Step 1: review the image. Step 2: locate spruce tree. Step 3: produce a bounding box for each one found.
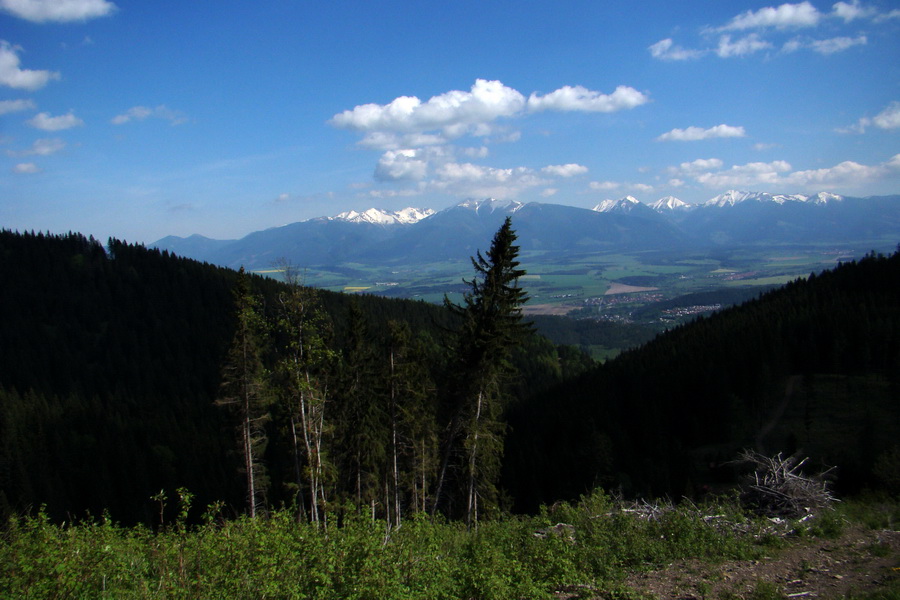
[436,217,531,525]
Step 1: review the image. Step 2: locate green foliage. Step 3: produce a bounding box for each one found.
[1,493,778,599]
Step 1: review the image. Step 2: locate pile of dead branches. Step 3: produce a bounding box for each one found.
[736,450,837,519]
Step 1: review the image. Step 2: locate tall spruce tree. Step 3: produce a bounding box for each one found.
[436,217,530,525]
[216,268,271,518]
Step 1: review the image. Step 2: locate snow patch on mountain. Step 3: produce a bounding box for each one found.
[330,207,435,225]
[650,196,692,212]
[593,196,642,214]
[457,198,525,214]
[704,190,844,207]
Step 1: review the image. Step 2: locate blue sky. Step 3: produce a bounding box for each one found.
[1,0,898,244]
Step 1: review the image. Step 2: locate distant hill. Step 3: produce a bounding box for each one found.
[504,247,900,511]
[152,193,900,270]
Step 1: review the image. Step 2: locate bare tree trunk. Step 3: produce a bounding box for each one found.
[466,389,484,529]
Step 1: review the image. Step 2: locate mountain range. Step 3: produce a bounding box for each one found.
[153,192,900,270]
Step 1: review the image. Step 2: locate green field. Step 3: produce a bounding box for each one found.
[256,241,895,328]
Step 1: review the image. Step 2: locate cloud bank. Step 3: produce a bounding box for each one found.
[0,0,116,23]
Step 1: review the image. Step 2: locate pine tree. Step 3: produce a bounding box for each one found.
[436,217,531,525]
[216,268,271,518]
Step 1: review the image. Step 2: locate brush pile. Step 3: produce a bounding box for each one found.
[737,450,837,518]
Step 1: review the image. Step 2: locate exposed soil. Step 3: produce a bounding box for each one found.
[619,525,900,599]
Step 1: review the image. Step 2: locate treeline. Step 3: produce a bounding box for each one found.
[505,247,900,511]
[0,226,587,525]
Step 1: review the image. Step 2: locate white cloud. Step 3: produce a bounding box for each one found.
[111,105,187,126]
[0,0,116,23]
[541,163,588,177]
[783,34,867,53]
[670,158,725,174]
[717,34,773,57]
[872,102,900,130]
[720,2,821,30]
[657,124,746,142]
[527,85,649,113]
[695,160,792,187]
[7,137,65,156]
[0,98,35,114]
[810,35,867,54]
[374,149,428,181]
[331,79,648,137]
[27,111,83,131]
[841,101,900,133]
[589,180,621,191]
[832,0,877,21]
[13,162,39,173]
[680,154,900,190]
[0,41,60,90]
[648,38,705,61]
[784,155,900,186]
[331,79,527,134]
[541,188,558,197]
[431,162,547,199]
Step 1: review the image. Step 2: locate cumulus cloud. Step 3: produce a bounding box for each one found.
[111,105,187,125]
[27,111,83,131]
[527,85,649,112]
[374,149,429,181]
[589,181,622,191]
[7,137,65,156]
[657,124,746,142]
[695,160,793,188]
[541,163,588,177]
[648,38,705,60]
[669,158,725,175]
[832,0,878,22]
[331,79,526,134]
[13,162,39,173]
[677,154,900,190]
[841,101,900,133]
[783,34,867,53]
[719,2,821,30]
[331,79,648,136]
[430,162,548,199]
[0,0,116,22]
[783,156,897,186]
[812,35,867,53]
[0,98,35,115]
[0,41,60,90]
[717,34,773,57]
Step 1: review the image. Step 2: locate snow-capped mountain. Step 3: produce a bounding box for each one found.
[457,198,525,214]
[592,196,641,214]
[650,196,692,212]
[152,192,898,270]
[704,190,845,207]
[330,207,435,225]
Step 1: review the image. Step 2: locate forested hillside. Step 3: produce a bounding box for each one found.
[505,247,900,511]
[3,230,899,526]
[0,229,588,524]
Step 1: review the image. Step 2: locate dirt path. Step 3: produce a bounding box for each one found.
[621,525,900,599]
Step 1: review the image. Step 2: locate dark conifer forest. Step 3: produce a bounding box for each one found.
[1,228,899,526]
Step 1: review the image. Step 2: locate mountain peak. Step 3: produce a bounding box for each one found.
[456,198,525,214]
[593,196,642,214]
[650,196,691,212]
[704,190,844,207]
[330,207,435,225]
